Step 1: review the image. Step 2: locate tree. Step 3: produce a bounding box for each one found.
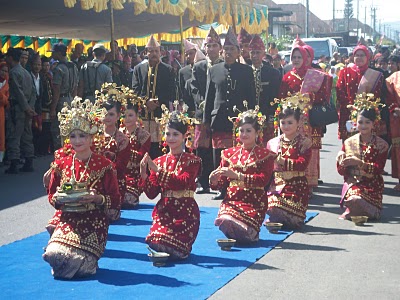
[344,0,354,32]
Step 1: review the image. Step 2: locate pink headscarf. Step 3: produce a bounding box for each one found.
[291,46,311,77]
[352,44,370,74]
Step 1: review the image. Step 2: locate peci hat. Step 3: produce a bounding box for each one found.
[237,28,252,45]
[223,27,239,48]
[249,35,265,51]
[146,35,161,48]
[50,43,67,54]
[204,26,221,46]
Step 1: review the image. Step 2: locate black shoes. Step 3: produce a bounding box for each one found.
[20,158,34,172]
[5,159,20,174]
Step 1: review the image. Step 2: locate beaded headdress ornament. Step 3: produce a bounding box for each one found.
[347,93,384,125]
[271,92,312,136]
[156,100,200,153]
[58,97,106,137]
[228,100,267,145]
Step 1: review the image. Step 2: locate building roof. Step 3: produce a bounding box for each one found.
[276,3,333,35]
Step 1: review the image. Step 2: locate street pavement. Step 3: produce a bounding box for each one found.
[1,124,399,299]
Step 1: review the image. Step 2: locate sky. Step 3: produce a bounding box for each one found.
[272,0,400,34]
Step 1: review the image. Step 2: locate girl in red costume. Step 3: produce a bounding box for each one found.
[43,99,120,279]
[266,94,313,229]
[120,98,151,208]
[140,103,201,260]
[337,95,388,220]
[209,106,275,243]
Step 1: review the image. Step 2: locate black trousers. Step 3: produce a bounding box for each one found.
[196,147,213,189]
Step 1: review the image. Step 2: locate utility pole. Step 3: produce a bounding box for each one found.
[333,0,335,32]
[306,0,309,38]
[364,6,366,38]
[356,0,360,40]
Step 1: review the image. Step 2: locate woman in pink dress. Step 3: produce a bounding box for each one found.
[209,107,275,243]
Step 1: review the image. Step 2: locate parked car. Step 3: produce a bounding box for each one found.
[338,47,353,57]
[292,38,339,63]
[278,50,291,64]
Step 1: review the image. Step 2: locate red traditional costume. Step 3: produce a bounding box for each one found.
[120,125,151,206]
[279,42,332,187]
[337,134,388,219]
[336,45,383,141]
[140,152,201,259]
[44,153,120,278]
[267,134,312,229]
[211,145,275,242]
[385,71,400,184]
[43,98,121,279]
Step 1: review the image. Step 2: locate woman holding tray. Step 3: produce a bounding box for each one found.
[266,94,312,229]
[209,105,275,243]
[43,98,120,279]
[139,102,201,260]
[336,94,388,220]
[279,37,332,192]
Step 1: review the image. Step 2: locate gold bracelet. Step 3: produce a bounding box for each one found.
[98,195,106,205]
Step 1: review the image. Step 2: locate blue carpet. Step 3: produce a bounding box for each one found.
[0,204,317,299]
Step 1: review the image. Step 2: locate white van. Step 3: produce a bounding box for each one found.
[292,38,338,62]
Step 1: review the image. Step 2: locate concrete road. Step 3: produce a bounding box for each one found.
[1,124,399,299]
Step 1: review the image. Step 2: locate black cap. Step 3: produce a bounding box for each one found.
[50,43,67,54]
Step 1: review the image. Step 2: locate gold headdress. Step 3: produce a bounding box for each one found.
[156,100,199,153]
[348,93,384,124]
[228,100,267,145]
[58,97,106,137]
[271,92,312,136]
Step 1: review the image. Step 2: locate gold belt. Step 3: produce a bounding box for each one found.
[275,171,305,180]
[61,203,97,213]
[229,180,264,189]
[162,190,194,198]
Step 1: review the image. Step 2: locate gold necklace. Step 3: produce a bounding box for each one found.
[279,135,298,157]
[71,152,92,185]
[237,145,256,171]
[163,152,183,174]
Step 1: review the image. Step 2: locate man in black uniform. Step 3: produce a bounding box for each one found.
[178,39,197,106]
[204,27,256,200]
[249,35,281,143]
[131,35,175,158]
[190,27,224,195]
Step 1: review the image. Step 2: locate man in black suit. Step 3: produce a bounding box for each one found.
[132,35,175,158]
[178,39,197,107]
[249,35,281,143]
[190,27,224,195]
[204,27,256,200]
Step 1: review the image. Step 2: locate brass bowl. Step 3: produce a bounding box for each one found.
[216,239,236,251]
[264,222,283,233]
[56,191,90,203]
[148,253,170,267]
[351,216,368,226]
